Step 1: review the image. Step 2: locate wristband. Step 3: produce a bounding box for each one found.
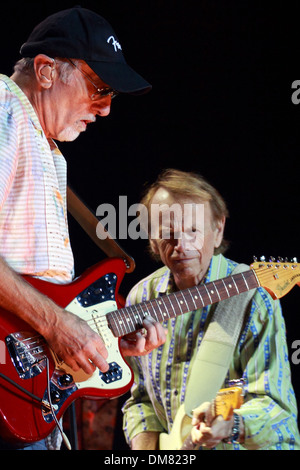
[223,413,240,444]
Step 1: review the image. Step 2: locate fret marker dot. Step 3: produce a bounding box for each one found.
[180,300,183,304]
[210,290,214,294]
[228,284,232,288]
[195,295,198,299]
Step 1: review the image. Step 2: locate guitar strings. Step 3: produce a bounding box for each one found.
[14,316,110,358]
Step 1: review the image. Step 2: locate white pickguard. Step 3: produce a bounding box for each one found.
[52,298,132,392]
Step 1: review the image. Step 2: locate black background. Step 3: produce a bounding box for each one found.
[2,0,300,444]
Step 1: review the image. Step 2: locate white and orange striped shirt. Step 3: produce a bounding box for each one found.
[0,74,74,283]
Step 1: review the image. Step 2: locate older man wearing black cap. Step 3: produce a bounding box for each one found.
[0,7,166,450]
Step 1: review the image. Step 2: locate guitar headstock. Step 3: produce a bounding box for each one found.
[213,385,244,421]
[250,256,300,300]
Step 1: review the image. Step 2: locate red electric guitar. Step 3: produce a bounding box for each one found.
[0,256,299,444]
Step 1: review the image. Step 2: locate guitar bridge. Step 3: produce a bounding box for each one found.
[5,332,47,379]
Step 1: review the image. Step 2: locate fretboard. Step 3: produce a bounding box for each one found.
[107,269,259,338]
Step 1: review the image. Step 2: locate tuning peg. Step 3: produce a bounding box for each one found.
[253,256,257,261]
[260,256,266,262]
[269,256,275,262]
[277,257,283,262]
[291,257,298,263]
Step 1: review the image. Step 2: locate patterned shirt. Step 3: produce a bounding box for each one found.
[0,75,74,282]
[123,254,300,450]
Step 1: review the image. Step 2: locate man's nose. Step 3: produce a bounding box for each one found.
[174,231,198,253]
[174,233,186,252]
[93,96,112,117]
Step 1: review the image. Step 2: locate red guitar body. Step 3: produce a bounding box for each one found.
[0,258,133,444]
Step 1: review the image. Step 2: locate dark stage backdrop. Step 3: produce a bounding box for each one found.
[1,1,300,449]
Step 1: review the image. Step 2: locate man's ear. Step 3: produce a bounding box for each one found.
[213,215,226,249]
[34,55,56,89]
[149,238,159,255]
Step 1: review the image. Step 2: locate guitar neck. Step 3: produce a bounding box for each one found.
[107,269,259,337]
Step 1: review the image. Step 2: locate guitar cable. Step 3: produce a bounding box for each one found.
[0,371,43,404]
[0,360,71,451]
[45,357,71,451]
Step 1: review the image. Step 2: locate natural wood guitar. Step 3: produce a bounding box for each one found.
[160,382,244,450]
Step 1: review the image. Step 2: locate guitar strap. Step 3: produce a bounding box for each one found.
[184,263,255,416]
[67,186,135,273]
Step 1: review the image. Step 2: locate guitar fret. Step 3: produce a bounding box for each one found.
[204,284,213,303]
[231,276,239,294]
[155,298,164,318]
[148,300,161,321]
[116,308,125,335]
[223,277,239,297]
[127,306,136,332]
[195,285,211,305]
[163,296,176,319]
[133,305,141,327]
[221,279,230,297]
[111,310,124,337]
[241,272,249,290]
[147,299,159,317]
[158,296,170,320]
[131,305,144,329]
[173,292,185,315]
[118,308,129,335]
[187,288,198,310]
[136,304,150,326]
[193,285,205,307]
[143,301,152,317]
[176,291,190,312]
[212,281,221,301]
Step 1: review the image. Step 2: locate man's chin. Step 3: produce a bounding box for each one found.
[56,127,82,142]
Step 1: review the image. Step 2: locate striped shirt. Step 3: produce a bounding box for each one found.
[123,254,300,450]
[0,75,74,282]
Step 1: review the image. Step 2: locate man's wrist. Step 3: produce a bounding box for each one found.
[223,413,241,444]
[131,431,159,450]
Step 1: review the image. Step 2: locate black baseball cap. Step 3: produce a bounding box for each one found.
[20,6,152,95]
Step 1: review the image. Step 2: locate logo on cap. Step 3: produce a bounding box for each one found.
[107,36,122,52]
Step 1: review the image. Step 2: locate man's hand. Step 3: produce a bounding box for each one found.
[120,316,167,356]
[43,307,109,374]
[191,402,235,449]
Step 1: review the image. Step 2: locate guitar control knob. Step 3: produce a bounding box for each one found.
[50,389,61,404]
[58,373,74,387]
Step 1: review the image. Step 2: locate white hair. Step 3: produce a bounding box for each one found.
[13,57,79,84]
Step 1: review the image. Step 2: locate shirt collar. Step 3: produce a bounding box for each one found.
[0,74,44,133]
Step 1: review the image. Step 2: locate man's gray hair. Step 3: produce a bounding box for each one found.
[13,57,78,84]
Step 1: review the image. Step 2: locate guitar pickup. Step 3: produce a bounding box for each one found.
[99,362,122,384]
